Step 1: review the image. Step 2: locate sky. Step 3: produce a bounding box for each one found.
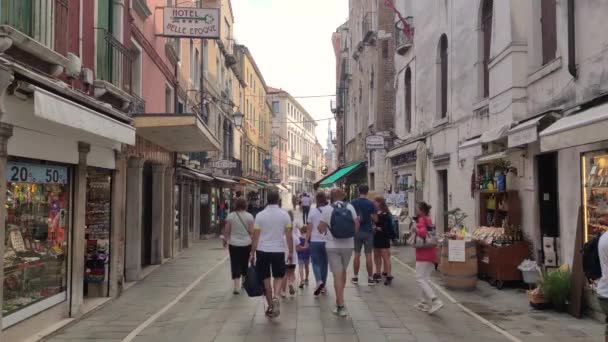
[233,0,348,149]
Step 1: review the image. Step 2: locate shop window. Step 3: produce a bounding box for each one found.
[4,161,70,327]
[583,153,608,241]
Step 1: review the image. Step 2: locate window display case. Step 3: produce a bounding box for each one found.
[583,152,608,241]
[3,161,70,326]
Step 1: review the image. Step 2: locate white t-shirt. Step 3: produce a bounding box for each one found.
[301,196,311,207]
[226,211,254,246]
[286,226,301,265]
[597,233,608,297]
[308,205,331,242]
[254,205,292,253]
[320,202,358,249]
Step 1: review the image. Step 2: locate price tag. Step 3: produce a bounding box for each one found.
[7,162,68,184]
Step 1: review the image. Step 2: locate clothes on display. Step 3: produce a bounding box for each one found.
[84,169,111,287]
[583,153,608,240]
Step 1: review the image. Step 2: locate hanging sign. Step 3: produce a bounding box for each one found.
[366,135,385,150]
[162,7,220,39]
[7,162,68,184]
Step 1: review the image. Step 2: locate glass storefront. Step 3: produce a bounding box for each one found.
[3,161,70,326]
[582,152,608,241]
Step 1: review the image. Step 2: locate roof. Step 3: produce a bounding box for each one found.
[265,86,317,127]
[234,44,268,90]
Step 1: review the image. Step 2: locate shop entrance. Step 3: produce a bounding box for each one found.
[437,170,449,233]
[141,162,153,266]
[537,153,560,237]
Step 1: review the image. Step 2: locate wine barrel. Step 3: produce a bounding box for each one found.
[440,240,478,290]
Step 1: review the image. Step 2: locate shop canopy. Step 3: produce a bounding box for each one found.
[318,162,364,188]
[178,166,214,181]
[252,180,269,188]
[540,103,608,152]
[214,176,237,184]
[240,178,259,187]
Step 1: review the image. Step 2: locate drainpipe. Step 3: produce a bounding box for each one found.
[567,0,577,78]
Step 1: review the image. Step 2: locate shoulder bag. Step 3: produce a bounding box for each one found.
[407,218,437,248]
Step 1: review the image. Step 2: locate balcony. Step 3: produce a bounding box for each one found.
[395,17,414,55]
[362,12,377,43]
[0,0,69,76]
[94,29,133,110]
[128,93,145,115]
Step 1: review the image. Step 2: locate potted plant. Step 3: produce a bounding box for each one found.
[538,268,571,311]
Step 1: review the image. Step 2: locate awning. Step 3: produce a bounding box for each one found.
[480,124,510,144]
[276,184,289,192]
[458,137,482,160]
[476,151,507,164]
[319,162,364,188]
[386,141,421,159]
[214,176,237,184]
[540,103,608,151]
[253,180,269,188]
[240,178,259,187]
[178,166,214,181]
[133,114,221,152]
[508,115,545,148]
[33,86,136,146]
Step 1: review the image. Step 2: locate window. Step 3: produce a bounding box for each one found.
[541,0,557,64]
[177,98,185,113]
[438,34,448,118]
[405,67,412,133]
[189,40,195,84]
[194,48,200,90]
[131,40,143,97]
[202,40,208,70]
[369,173,375,191]
[481,0,493,98]
[272,101,280,113]
[165,84,173,112]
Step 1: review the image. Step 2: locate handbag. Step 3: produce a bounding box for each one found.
[243,262,264,297]
[407,219,437,248]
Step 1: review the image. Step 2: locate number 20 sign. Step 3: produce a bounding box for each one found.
[7,162,68,185]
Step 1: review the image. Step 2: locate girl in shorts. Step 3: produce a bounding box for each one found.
[297,225,310,288]
[281,210,299,297]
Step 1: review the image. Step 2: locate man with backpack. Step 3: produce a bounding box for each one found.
[318,188,360,317]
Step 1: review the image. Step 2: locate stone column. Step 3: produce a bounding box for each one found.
[109,151,127,297]
[164,167,175,259]
[71,142,90,318]
[151,164,165,265]
[181,182,189,249]
[0,63,14,333]
[125,157,145,281]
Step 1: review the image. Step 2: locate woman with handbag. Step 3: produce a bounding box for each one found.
[413,202,444,314]
[222,198,255,294]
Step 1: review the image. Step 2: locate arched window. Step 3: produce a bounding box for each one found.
[404,67,412,133]
[481,0,493,98]
[438,34,448,118]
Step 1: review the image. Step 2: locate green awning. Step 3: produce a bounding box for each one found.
[319,162,363,188]
[252,180,269,188]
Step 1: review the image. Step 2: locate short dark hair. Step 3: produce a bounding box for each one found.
[418,202,432,215]
[267,190,280,204]
[358,185,369,195]
[234,198,247,211]
[316,191,327,206]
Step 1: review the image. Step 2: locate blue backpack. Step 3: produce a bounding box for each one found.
[329,202,356,239]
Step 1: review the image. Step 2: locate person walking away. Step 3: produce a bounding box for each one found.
[596,232,608,341]
[372,197,394,285]
[306,191,331,295]
[221,198,254,294]
[301,193,311,224]
[251,191,294,317]
[280,210,299,297]
[414,202,444,314]
[318,189,359,317]
[350,185,377,285]
[297,225,311,288]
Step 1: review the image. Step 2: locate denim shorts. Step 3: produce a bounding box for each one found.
[354,231,374,254]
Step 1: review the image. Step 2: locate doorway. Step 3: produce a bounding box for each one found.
[141,162,153,266]
[437,170,449,233]
[537,153,560,237]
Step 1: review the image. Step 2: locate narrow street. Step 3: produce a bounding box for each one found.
[45,239,602,342]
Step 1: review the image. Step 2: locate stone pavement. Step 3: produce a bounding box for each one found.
[44,239,603,342]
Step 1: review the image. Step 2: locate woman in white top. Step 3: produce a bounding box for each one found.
[222,197,254,294]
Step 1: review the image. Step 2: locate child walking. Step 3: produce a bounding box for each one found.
[297,225,310,288]
[281,210,299,297]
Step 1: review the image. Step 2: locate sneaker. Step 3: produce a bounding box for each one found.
[351,276,359,285]
[428,299,444,315]
[414,302,429,312]
[368,277,376,286]
[384,276,393,286]
[332,305,348,317]
[321,288,327,294]
[233,289,240,295]
[314,282,325,296]
[299,281,305,289]
[289,285,296,296]
[304,279,309,286]
[280,291,287,298]
[373,273,382,283]
[265,305,274,317]
[272,297,281,317]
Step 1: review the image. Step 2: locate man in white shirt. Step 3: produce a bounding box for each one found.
[319,188,359,317]
[597,233,608,339]
[306,191,331,295]
[251,191,294,318]
[301,193,311,224]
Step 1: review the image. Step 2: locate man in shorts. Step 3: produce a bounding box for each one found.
[350,185,377,285]
[319,189,359,317]
[251,191,294,317]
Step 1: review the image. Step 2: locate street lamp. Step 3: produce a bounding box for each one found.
[233,111,243,128]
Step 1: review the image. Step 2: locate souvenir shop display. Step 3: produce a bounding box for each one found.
[3,161,70,317]
[84,170,111,291]
[583,154,608,240]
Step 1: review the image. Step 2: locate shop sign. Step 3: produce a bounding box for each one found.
[162,7,220,39]
[7,162,68,184]
[366,135,385,150]
[391,150,417,166]
[211,160,237,169]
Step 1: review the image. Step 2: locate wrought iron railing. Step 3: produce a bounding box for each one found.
[96,28,132,92]
[0,0,69,56]
[129,93,145,115]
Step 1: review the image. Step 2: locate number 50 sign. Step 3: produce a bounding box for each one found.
[7,162,68,184]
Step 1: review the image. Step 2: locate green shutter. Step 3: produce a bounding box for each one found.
[1,0,33,37]
[97,0,112,82]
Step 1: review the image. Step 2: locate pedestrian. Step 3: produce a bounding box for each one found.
[292,194,297,210]
[318,188,359,317]
[372,196,393,285]
[297,224,311,289]
[306,191,331,295]
[350,185,377,286]
[251,191,294,318]
[280,210,299,297]
[596,232,608,341]
[414,202,444,314]
[301,193,311,224]
[221,198,254,294]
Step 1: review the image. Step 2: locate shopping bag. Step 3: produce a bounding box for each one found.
[243,263,264,297]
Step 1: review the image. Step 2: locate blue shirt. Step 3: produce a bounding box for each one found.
[350,197,375,233]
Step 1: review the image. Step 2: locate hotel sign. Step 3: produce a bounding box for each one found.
[162,7,220,39]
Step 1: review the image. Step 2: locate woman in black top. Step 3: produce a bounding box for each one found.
[373,196,393,285]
